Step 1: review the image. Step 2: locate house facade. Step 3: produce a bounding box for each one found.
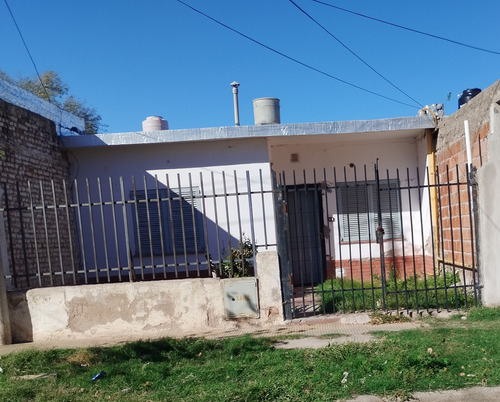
[1,76,498,344]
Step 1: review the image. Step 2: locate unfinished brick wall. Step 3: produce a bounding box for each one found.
[0,98,78,289]
[433,85,498,276]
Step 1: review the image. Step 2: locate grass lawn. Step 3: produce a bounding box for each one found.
[316,273,477,313]
[1,308,500,401]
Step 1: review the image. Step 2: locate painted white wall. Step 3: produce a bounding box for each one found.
[269,134,433,265]
[70,138,276,273]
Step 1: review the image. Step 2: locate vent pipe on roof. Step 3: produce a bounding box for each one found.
[142,116,169,131]
[253,97,280,125]
[231,81,240,126]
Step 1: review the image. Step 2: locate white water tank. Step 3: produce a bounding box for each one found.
[253,98,280,125]
[142,116,169,131]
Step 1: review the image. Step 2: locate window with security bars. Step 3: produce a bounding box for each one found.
[131,188,205,256]
[337,179,401,241]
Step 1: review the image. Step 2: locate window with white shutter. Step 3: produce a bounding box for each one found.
[337,179,401,242]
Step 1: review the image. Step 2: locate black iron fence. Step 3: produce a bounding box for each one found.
[0,170,276,289]
[0,164,480,318]
[275,164,479,318]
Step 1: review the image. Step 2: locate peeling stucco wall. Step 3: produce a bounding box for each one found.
[7,251,283,343]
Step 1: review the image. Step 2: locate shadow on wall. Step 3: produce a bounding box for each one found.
[7,291,32,343]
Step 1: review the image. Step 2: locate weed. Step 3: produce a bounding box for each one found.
[316,273,476,313]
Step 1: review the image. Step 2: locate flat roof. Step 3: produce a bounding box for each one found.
[61,116,435,149]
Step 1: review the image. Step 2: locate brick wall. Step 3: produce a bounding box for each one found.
[327,254,435,282]
[433,83,500,276]
[0,98,78,289]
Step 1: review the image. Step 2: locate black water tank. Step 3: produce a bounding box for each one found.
[458,88,481,108]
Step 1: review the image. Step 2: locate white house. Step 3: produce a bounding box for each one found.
[61,108,437,290]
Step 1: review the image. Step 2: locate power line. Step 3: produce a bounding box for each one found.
[3,0,53,102]
[312,0,500,56]
[175,0,419,110]
[288,0,422,108]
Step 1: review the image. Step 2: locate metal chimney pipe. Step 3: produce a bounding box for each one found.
[230,81,240,126]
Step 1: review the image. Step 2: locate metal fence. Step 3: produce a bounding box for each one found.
[0,170,276,289]
[0,164,480,318]
[275,164,479,319]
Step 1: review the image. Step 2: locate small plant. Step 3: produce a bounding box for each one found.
[221,235,256,278]
[370,311,411,325]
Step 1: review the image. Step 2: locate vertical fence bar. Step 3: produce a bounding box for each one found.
[210,172,222,276]
[415,168,430,311]
[165,174,179,278]
[39,181,54,287]
[233,171,244,275]
[142,175,154,280]
[154,176,167,279]
[310,168,319,315]
[352,166,365,311]
[50,180,65,285]
[259,169,269,250]
[62,180,77,285]
[221,171,234,276]
[130,176,144,280]
[108,177,123,282]
[436,168,449,311]
[27,181,43,287]
[455,165,468,307]
[397,169,409,313]
[188,173,201,277]
[342,166,356,311]
[405,168,419,312]
[445,167,458,309]
[280,172,297,316]
[176,174,189,276]
[467,165,479,305]
[321,168,332,315]
[119,177,134,282]
[85,179,99,283]
[426,167,440,309]
[246,171,257,276]
[96,178,110,283]
[363,165,376,311]
[374,163,387,310]
[73,180,88,284]
[199,172,211,274]
[333,167,346,313]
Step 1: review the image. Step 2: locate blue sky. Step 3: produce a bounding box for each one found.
[1,0,499,133]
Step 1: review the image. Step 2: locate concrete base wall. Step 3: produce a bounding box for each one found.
[7,251,284,343]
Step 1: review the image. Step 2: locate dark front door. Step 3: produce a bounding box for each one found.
[286,185,325,286]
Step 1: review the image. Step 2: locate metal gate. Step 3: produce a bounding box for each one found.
[275,164,480,319]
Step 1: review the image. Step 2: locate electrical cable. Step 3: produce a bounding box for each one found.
[3,0,53,102]
[175,0,419,110]
[289,0,422,108]
[3,0,87,136]
[312,0,500,56]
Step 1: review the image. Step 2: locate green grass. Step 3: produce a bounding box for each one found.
[0,309,500,401]
[316,272,476,313]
